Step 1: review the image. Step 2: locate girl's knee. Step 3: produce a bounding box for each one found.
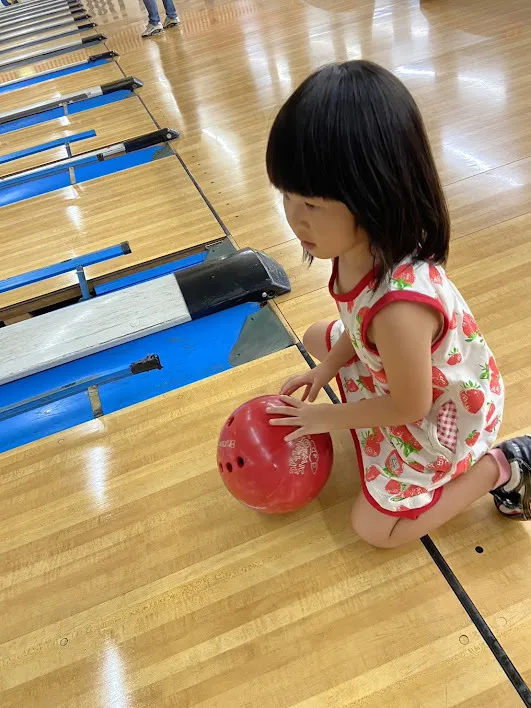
[350,497,402,549]
[302,320,332,361]
[351,511,384,547]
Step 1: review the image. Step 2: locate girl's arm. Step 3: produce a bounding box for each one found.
[279,329,356,402]
[269,301,440,440]
[329,300,438,430]
[321,328,357,373]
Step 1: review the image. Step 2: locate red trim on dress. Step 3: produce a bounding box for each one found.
[326,319,442,521]
[361,291,450,356]
[328,258,377,303]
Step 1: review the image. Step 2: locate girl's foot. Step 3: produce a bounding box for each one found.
[491,436,531,520]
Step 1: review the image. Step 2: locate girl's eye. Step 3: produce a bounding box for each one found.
[305,202,317,210]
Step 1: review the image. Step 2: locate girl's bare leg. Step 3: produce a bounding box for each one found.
[352,454,500,548]
[302,319,333,362]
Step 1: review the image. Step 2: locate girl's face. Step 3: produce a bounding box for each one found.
[282,193,358,259]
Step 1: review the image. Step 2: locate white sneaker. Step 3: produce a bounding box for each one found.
[141,22,164,37]
[163,15,181,28]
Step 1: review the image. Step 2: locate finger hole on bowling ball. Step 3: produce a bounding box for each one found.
[227,417,234,427]
[219,463,223,473]
[237,457,244,468]
[226,463,233,472]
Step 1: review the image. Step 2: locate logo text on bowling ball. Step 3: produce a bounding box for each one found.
[288,437,319,476]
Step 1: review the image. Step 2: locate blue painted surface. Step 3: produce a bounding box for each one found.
[0,106,64,134]
[3,152,108,189]
[0,145,160,207]
[0,89,133,135]
[0,58,108,95]
[0,243,127,294]
[0,393,95,451]
[0,302,262,452]
[0,362,158,421]
[68,89,133,115]
[0,130,96,166]
[95,253,207,295]
[0,171,70,207]
[74,144,159,182]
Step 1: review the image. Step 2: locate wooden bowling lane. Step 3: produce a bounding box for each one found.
[0,96,154,165]
[0,21,95,54]
[0,348,522,707]
[445,158,531,239]
[0,142,68,176]
[0,96,154,187]
[0,62,123,170]
[0,60,122,113]
[108,4,531,253]
[0,47,97,85]
[0,30,101,66]
[425,216,531,690]
[0,157,226,316]
[0,12,88,38]
[0,1,81,22]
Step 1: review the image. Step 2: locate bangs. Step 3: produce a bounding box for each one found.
[266,66,345,201]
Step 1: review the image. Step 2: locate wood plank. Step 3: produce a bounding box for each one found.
[446,157,531,239]
[0,47,100,84]
[0,94,153,159]
[112,17,531,252]
[428,213,531,687]
[0,30,97,65]
[0,23,93,54]
[0,61,122,113]
[0,274,190,384]
[279,289,339,343]
[0,348,518,706]
[0,143,66,176]
[0,158,226,314]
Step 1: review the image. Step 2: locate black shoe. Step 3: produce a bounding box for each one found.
[491,436,531,520]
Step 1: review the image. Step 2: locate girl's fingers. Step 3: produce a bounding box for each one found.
[279,395,302,405]
[269,417,301,427]
[266,406,298,415]
[300,384,311,402]
[267,403,299,416]
[280,379,304,396]
[308,381,322,403]
[284,429,307,442]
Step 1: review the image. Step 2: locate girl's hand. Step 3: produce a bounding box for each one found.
[280,363,336,402]
[266,396,336,442]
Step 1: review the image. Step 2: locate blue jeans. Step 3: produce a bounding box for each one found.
[143,0,177,24]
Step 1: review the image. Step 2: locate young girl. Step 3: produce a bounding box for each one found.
[265,60,531,548]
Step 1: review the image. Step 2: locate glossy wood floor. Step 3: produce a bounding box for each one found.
[1,0,530,704]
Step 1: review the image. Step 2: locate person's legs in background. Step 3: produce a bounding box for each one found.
[162,0,181,27]
[141,0,164,36]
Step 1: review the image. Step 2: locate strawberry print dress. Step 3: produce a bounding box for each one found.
[327,259,504,519]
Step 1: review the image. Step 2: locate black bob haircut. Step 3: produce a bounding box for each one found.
[266,60,450,286]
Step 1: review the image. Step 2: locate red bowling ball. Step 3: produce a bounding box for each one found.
[217,395,333,513]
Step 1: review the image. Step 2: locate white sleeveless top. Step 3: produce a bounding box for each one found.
[328,259,504,517]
